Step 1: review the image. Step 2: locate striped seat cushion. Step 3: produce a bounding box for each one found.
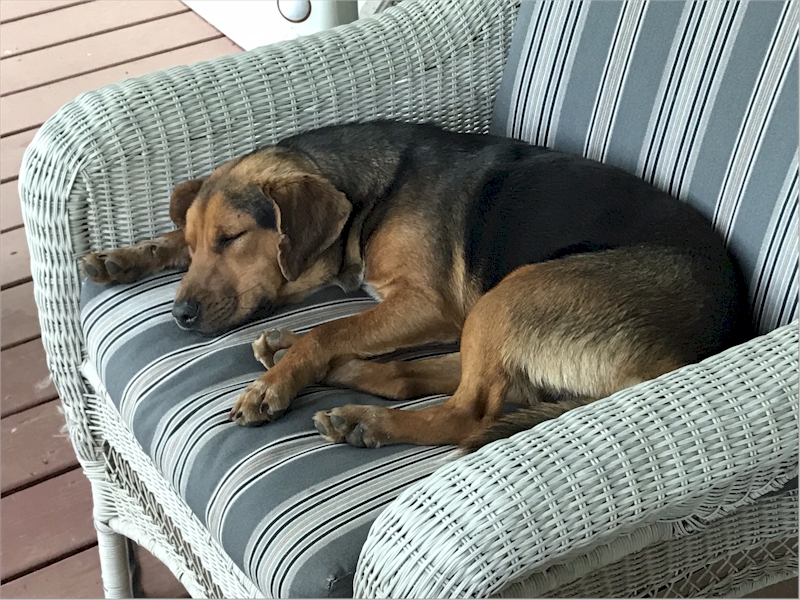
[491,0,798,335]
[81,273,455,598]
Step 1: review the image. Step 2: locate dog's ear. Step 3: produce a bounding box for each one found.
[169,179,204,229]
[265,175,351,282]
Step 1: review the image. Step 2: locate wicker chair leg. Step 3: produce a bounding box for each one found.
[95,521,135,598]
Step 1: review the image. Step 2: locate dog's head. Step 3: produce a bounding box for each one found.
[170,148,351,335]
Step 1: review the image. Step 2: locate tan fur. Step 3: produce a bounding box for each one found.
[179,195,288,331]
[497,260,683,401]
[445,244,484,324]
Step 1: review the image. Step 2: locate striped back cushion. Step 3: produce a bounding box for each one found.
[491,0,798,335]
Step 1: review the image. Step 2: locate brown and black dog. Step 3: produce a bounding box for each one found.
[82,121,751,451]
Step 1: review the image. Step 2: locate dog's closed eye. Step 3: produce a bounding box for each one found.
[216,231,247,252]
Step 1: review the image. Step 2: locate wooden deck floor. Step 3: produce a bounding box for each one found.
[0,1,240,596]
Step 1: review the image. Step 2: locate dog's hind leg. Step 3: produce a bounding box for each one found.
[252,328,461,398]
[314,249,693,448]
[81,229,189,284]
[313,286,514,447]
[326,353,462,399]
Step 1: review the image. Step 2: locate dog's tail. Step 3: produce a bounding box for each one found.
[460,397,595,454]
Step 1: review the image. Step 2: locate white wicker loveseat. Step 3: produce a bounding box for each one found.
[20,0,798,597]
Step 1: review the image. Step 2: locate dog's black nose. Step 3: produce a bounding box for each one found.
[172,300,201,329]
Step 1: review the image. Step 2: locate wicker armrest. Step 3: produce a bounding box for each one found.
[355,322,799,598]
[18,0,517,464]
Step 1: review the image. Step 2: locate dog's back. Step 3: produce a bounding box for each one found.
[465,148,752,357]
[287,121,751,358]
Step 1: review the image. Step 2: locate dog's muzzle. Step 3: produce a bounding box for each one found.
[172,299,201,330]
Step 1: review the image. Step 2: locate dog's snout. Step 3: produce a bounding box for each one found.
[172,299,201,329]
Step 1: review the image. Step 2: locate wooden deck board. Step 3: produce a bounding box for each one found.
[2,282,41,350]
[1,399,77,495]
[0,546,104,598]
[1,37,241,136]
[0,3,225,596]
[1,11,224,95]
[1,468,95,581]
[0,544,189,598]
[0,0,89,24]
[1,181,23,232]
[1,339,58,417]
[1,0,188,57]
[1,227,32,289]
[0,128,36,183]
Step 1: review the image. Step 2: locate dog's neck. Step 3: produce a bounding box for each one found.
[279,130,407,291]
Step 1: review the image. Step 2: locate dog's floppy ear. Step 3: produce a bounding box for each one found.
[265,174,351,282]
[169,179,204,229]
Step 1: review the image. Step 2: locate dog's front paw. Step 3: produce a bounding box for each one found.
[252,328,302,369]
[313,406,390,448]
[229,377,289,426]
[81,246,153,284]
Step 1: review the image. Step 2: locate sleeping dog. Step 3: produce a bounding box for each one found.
[81,121,751,451]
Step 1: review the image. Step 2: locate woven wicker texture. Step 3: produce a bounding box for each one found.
[501,491,798,598]
[355,322,799,598]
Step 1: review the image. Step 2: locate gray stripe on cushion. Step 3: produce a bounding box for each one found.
[552,1,622,155]
[520,1,588,146]
[713,1,797,241]
[727,52,798,279]
[244,444,453,597]
[639,2,745,198]
[583,0,651,163]
[751,155,798,333]
[600,1,684,172]
[511,1,564,143]
[686,1,786,221]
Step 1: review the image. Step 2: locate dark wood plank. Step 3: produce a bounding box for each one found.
[0,37,241,136]
[1,399,77,495]
[1,227,32,289]
[1,181,23,232]
[1,281,40,349]
[0,546,104,598]
[1,468,95,581]
[0,181,22,232]
[137,545,191,599]
[1,0,188,57]
[1,339,58,417]
[0,0,89,24]
[1,11,224,95]
[0,544,190,598]
[0,128,36,183]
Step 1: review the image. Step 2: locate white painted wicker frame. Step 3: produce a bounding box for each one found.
[18,0,797,596]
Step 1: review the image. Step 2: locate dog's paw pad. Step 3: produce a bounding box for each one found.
[81,254,111,283]
[316,407,386,448]
[313,411,345,443]
[230,380,289,426]
[252,329,300,368]
[81,248,150,284]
